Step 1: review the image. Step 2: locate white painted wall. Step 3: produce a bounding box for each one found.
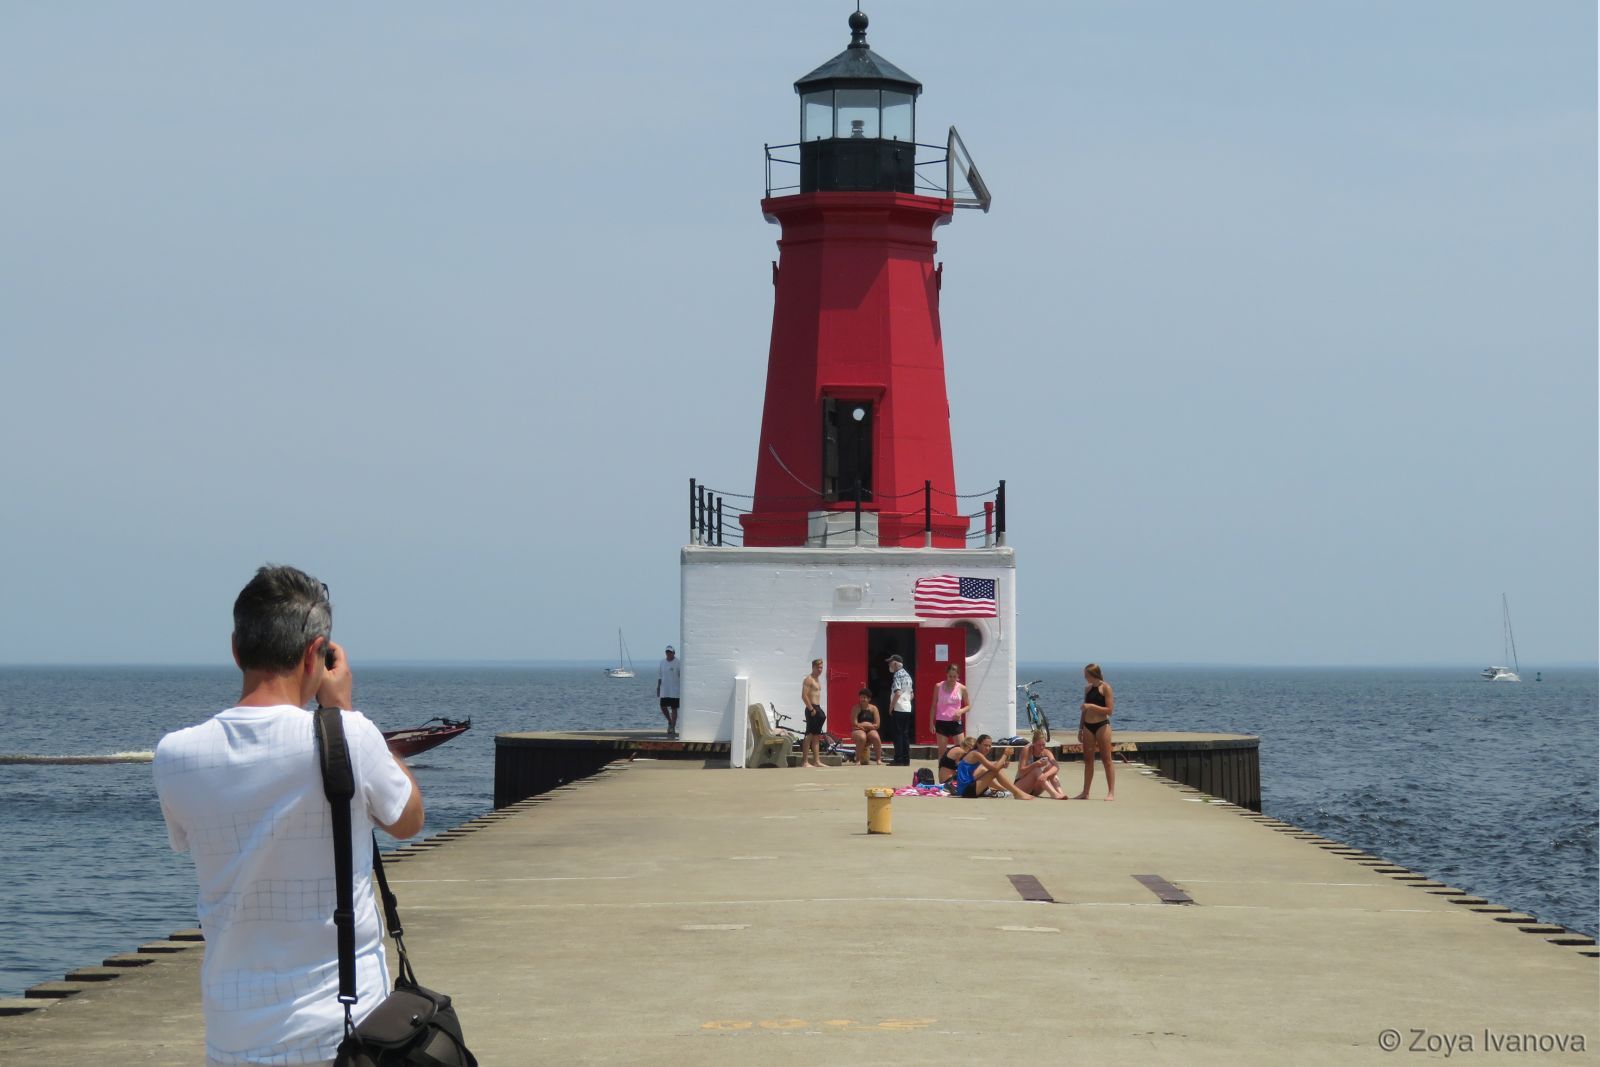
[677,545,1017,746]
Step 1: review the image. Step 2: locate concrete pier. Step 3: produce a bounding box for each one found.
[1,758,1593,1064]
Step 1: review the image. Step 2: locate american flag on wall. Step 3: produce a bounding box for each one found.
[913,575,998,618]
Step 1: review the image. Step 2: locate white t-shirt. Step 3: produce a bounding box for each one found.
[154,705,413,1065]
[657,656,682,699]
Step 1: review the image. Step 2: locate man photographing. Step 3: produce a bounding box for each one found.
[154,565,424,1066]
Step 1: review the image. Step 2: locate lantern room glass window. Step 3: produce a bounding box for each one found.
[881,91,913,141]
[802,91,833,142]
[835,89,881,139]
[801,87,916,143]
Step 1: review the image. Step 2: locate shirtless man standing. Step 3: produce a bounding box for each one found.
[800,658,827,768]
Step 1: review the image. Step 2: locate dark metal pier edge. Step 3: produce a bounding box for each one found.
[493,733,1261,812]
[492,735,726,809]
[1120,737,1262,812]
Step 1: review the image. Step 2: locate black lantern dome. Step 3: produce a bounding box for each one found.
[794,11,921,194]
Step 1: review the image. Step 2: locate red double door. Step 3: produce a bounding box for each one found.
[824,622,966,744]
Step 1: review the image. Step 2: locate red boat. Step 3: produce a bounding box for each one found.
[382,717,471,758]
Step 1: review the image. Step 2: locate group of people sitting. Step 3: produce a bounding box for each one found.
[845,662,1117,801]
[936,730,1060,800]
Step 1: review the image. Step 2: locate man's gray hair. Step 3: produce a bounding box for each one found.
[232,565,332,672]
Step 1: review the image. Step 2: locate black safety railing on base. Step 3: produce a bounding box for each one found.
[688,478,1006,548]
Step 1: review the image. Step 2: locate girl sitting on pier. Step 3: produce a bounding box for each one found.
[938,735,971,789]
[850,687,884,765]
[1015,729,1068,799]
[953,735,1035,800]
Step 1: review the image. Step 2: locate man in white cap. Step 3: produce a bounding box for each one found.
[887,653,914,766]
[656,645,681,739]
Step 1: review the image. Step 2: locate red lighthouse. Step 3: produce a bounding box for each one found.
[678,11,1011,757]
[741,11,989,549]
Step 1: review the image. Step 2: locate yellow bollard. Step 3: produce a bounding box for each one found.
[865,787,894,834]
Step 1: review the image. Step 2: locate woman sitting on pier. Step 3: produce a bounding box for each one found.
[938,735,972,789]
[953,735,1035,800]
[1015,729,1067,799]
[850,687,883,765]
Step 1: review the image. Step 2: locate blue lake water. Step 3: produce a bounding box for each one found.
[0,663,1594,996]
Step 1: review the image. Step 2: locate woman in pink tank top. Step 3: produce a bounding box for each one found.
[930,664,971,767]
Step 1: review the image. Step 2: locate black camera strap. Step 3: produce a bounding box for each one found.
[315,710,416,1011]
[315,707,417,1034]
[370,822,415,987]
[314,707,359,1029]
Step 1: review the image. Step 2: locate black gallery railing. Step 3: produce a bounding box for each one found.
[688,479,1006,548]
[763,127,991,211]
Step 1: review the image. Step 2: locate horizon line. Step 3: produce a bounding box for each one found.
[2,659,1594,672]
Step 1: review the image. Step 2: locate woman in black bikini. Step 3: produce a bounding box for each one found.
[938,735,972,789]
[850,687,883,765]
[1073,663,1115,800]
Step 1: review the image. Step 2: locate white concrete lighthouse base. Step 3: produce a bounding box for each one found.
[676,545,1017,750]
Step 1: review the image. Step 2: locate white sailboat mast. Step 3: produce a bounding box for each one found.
[1502,594,1519,675]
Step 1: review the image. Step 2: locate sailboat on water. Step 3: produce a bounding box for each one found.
[604,630,636,679]
[1480,594,1521,682]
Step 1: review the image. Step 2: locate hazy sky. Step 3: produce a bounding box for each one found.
[2,2,1594,668]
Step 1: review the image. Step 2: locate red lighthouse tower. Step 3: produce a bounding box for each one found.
[678,11,1011,756]
[741,11,988,549]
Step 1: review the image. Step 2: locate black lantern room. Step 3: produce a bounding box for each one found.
[795,11,920,194]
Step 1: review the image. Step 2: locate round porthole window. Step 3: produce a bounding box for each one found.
[957,620,986,660]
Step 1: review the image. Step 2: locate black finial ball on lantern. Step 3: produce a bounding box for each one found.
[793,10,922,193]
[849,10,869,44]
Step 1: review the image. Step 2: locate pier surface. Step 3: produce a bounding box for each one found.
[2,759,1594,1064]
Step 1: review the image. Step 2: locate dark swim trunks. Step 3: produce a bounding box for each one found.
[934,720,964,738]
[805,705,826,735]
